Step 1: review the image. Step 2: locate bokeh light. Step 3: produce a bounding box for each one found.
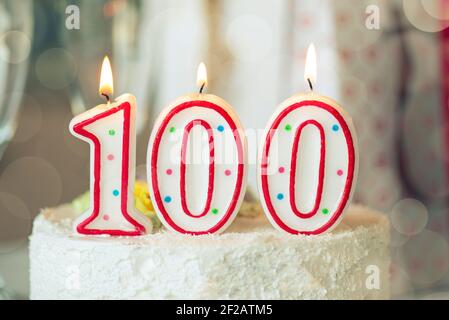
[390,199,428,236]
[421,0,449,21]
[390,229,410,248]
[403,0,449,33]
[35,48,77,90]
[0,31,31,64]
[400,230,449,286]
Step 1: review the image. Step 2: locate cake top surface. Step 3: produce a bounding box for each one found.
[32,200,389,249]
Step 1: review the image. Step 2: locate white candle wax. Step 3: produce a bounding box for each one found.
[70,94,151,236]
[147,93,247,235]
[258,92,358,235]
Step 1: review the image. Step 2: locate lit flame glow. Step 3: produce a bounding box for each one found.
[99,56,113,99]
[304,43,317,90]
[196,62,208,90]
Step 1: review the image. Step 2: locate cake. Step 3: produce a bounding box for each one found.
[29,186,390,300]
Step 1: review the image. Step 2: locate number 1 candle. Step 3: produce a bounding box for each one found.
[69,57,152,236]
[148,63,247,235]
[258,44,359,235]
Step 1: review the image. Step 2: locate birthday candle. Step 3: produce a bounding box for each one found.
[69,57,151,236]
[258,44,359,235]
[148,63,247,235]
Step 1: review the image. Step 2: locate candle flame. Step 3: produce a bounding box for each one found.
[196,62,208,91]
[99,56,114,100]
[304,43,317,90]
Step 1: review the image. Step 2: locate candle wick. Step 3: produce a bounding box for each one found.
[307,78,314,92]
[199,82,205,94]
[101,93,111,103]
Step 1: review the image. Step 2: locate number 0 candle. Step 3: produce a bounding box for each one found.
[148,63,247,235]
[258,44,359,235]
[69,56,152,236]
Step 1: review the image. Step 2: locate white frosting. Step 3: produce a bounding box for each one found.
[29,203,390,299]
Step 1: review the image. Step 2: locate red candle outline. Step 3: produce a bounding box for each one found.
[72,102,147,236]
[180,119,215,218]
[150,100,245,235]
[289,119,326,219]
[260,100,356,235]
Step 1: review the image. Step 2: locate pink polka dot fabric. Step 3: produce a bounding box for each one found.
[292,0,403,212]
[291,1,449,295]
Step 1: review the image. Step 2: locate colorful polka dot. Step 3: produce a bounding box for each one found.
[107,154,114,161]
[332,124,339,132]
[164,196,172,203]
[285,124,292,132]
[322,208,329,214]
[337,169,344,176]
[112,189,120,197]
[278,167,285,174]
[103,214,110,221]
[211,208,219,214]
[166,169,173,175]
[277,193,284,200]
[108,129,116,136]
[224,169,232,176]
[169,127,176,133]
[217,125,225,132]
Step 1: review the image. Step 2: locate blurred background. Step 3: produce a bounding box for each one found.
[1,0,449,299]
